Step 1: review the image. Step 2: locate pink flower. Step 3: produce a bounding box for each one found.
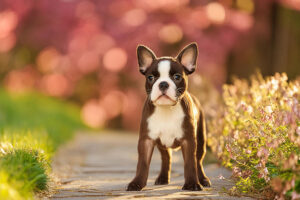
[264,167,268,174]
[233,130,239,139]
[292,191,300,200]
[255,163,262,169]
[218,174,226,180]
[265,106,273,114]
[233,167,240,174]
[247,105,253,113]
[257,148,269,158]
[225,144,231,153]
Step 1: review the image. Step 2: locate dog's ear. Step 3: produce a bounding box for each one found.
[176,43,198,75]
[137,45,156,74]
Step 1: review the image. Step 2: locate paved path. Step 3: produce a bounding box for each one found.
[50,131,253,200]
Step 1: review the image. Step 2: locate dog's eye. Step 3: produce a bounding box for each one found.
[173,74,182,81]
[147,75,154,82]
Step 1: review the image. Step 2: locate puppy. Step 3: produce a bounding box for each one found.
[127,43,211,191]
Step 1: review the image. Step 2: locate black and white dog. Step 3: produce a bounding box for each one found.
[127,43,211,191]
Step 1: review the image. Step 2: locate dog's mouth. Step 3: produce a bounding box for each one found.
[157,94,173,100]
[153,94,176,105]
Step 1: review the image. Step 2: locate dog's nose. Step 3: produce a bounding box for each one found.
[159,81,169,91]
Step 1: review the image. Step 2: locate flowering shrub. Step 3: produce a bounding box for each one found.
[189,74,223,123]
[207,73,300,199]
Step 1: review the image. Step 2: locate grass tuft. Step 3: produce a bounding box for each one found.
[0,89,84,199]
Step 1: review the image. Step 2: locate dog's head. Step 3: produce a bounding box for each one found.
[137,43,198,106]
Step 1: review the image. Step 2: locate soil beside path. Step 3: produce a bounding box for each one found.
[50,131,253,200]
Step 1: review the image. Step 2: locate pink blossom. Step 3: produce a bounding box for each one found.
[233,130,239,139]
[218,174,226,180]
[292,191,300,200]
[225,143,231,153]
[263,167,268,174]
[255,163,262,169]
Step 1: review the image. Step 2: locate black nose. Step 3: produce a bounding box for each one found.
[159,81,169,91]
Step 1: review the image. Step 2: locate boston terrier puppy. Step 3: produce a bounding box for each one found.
[127,43,211,191]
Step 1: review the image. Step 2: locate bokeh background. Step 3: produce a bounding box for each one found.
[1,0,300,130]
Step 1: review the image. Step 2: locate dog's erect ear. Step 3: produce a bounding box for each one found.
[137,45,156,74]
[176,43,198,75]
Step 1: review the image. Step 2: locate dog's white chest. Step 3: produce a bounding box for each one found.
[147,104,185,147]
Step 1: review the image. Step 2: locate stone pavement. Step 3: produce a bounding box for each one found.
[50,131,253,200]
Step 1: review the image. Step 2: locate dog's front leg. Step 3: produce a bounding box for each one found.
[127,138,155,191]
[181,139,202,191]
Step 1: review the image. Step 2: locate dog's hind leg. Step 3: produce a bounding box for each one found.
[196,111,211,187]
[155,147,172,185]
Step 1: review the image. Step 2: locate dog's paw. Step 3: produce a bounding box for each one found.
[154,175,169,185]
[200,177,211,187]
[127,181,142,191]
[182,182,203,191]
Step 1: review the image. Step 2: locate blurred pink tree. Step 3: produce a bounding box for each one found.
[0,0,299,129]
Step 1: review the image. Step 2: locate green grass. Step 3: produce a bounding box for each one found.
[0,89,84,199]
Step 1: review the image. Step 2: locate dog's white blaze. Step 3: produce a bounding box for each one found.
[147,103,185,147]
[150,60,177,105]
